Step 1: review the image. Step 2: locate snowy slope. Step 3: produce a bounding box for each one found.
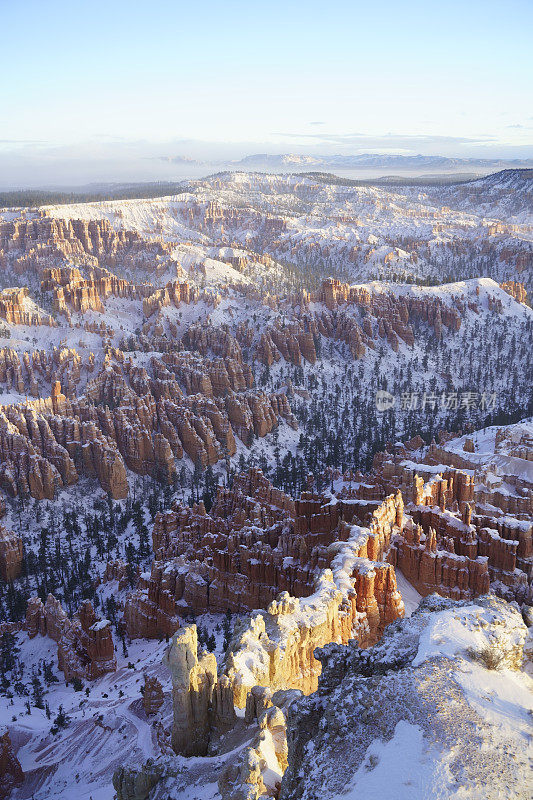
[34,170,532,290]
[280,594,533,800]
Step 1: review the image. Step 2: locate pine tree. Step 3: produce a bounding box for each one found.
[32,675,45,709]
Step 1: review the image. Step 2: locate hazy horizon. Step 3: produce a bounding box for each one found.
[2,0,532,188]
[1,142,533,192]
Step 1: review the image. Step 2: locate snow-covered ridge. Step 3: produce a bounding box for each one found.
[23,168,531,293]
[280,594,533,800]
[400,168,533,225]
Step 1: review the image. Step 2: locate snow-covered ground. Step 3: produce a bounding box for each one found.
[280,595,533,800]
[17,169,530,291]
[395,570,423,617]
[4,611,233,800]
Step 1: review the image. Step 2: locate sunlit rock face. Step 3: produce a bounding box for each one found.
[163,624,217,756]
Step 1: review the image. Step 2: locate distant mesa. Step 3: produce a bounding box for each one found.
[233,152,533,171]
[160,155,203,165]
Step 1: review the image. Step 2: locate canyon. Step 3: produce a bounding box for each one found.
[0,169,531,800]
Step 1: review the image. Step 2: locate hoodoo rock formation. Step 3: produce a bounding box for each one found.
[372,423,533,606]
[0,526,23,581]
[129,469,403,632]
[124,423,533,709]
[25,595,116,681]
[1,175,533,800]
[249,277,471,368]
[125,467,406,707]
[0,215,176,280]
[0,287,56,328]
[142,676,164,716]
[500,280,527,304]
[0,338,295,500]
[163,625,217,756]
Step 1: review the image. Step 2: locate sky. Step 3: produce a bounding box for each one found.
[1,0,532,187]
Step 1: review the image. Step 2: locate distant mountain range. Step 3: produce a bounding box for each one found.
[158,152,533,173]
[232,153,533,170]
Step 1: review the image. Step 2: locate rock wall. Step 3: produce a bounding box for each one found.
[148,469,399,610]
[0,526,23,581]
[123,560,181,640]
[0,731,23,800]
[134,467,406,704]
[251,278,469,368]
[224,515,404,707]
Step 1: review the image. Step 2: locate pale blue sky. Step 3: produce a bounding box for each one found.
[1,0,532,185]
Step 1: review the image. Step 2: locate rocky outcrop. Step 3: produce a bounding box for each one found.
[501,280,527,304]
[254,291,458,367]
[279,594,531,800]
[0,287,55,327]
[0,731,23,800]
[43,265,154,317]
[142,676,164,716]
[0,346,90,399]
[373,422,533,605]
[101,559,129,590]
[163,625,217,756]
[389,517,491,600]
[315,278,460,336]
[0,526,23,581]
[148,469,403,625]
[26,595,116,681]
[123,560,181,640]
[0,395,128,500]
[141,468,405,703]
[0,215,175,280]
[0,344,294,500]
[25,594,68,642]
[219,703,289,800]
[141,280,216,318]
[225,551,403,708]
[113,762,165,800]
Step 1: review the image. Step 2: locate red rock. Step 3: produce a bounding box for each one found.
[0,732,23,799]
[0,526,23,581]
[142,675,164,715]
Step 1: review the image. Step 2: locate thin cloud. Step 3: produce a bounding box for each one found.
[0,139,46,144]
[275,132,495,147]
